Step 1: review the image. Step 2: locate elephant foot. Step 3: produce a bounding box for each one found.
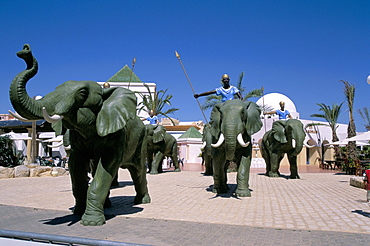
[212,184,228,194]
[174,168,181,172]
[267,171,280,178]
[72,204,86,216]
[150,170,159,175]
[235,188,251,197]
[203,172,213,176]
[134,193,151,204]
[290,174,300,179]
[81,212,105,226]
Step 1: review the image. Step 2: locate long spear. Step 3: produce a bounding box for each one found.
[175,51,209,124]
[262,86,267,133]
[127,57,136,90]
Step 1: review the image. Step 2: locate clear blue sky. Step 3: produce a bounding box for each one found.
[0,0,369,131]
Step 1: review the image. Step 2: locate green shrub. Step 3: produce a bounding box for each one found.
[0,135,21,167]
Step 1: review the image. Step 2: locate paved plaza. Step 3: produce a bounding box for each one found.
[1,165,370,245]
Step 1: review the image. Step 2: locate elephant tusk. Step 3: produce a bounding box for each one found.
[42,107,63,123]
[200,141,207,150]
[47,141,64,148]
[237,133,250,147]
[292,139,296,148]
[64,145,71,151]
[8,110,38,122]
[211,133,225,148]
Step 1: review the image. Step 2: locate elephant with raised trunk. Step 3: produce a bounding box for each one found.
[146,124,181,174]
[9,44,150,226]
[261,119,305,179]
[210,100,262,197]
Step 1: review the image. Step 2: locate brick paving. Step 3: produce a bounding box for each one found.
[0,164,370,245]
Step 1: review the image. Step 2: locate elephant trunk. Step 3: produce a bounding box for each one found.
[224,125,238,161]
[9,44,56,120]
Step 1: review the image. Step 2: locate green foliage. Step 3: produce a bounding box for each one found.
[310,102,343,142]
[137,84,179,124]
[0,135,21,167]
[358,107,370,131]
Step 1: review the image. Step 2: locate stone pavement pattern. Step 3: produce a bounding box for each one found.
[1,168,370,245]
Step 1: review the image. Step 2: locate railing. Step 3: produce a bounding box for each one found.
[0,229,149,246]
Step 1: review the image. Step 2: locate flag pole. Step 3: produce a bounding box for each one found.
[175,51,209,125]
[127,57,136,90]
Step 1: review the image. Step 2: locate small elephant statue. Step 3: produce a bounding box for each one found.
[261,119,305,179]
[201,124,213,176]
[9,44,150,226]
[210,100,262,197]
[145,124,181,174]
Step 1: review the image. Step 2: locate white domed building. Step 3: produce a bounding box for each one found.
[251,92,349,167]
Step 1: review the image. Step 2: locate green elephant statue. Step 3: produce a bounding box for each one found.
[261,119,305,179]
[210,100,262,197]
[9,44,150,226]
[145,124,181,174]
[201,124,213,176]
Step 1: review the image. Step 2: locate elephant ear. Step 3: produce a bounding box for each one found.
[271,120,288,143]
[153,125,166,143]
[96,88,137,137]
[244,101,263,135]
[210,103,222,138]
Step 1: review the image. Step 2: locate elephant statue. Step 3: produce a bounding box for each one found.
[9,44,150,226]
[145,124,181,174]
[210,100,262,197]
[261,119,305,179]
[201,124,213,176]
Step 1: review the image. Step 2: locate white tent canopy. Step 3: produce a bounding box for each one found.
[345,131,370,142]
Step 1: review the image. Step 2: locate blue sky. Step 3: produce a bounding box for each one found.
[0,0,369,131]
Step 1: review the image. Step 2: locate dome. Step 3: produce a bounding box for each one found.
[256,93,297,113]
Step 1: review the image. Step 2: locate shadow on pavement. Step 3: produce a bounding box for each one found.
[352,210,370,218]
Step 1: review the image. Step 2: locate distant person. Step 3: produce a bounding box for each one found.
[264,101,292,120]
[194,74,243,102]
[142,110,159,124]
[363,169,370,204]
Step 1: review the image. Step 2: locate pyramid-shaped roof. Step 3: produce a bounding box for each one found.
[107,65,141,82]
[178,126,202,139]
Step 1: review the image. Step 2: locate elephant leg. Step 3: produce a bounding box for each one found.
[147,153,154,173]
[68,152,90,216]
[81,160,116,226]
[204,155,213,176]
[150,152,164,175]
[235,156,251,197]
[288,155,300,179]
[171,145,181,172]
[212,151,228,194]
[268,153,281,177]
[128,165,151,204]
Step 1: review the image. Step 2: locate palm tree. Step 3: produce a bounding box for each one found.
[137,84,179,124]
[311,102,343,162]
[341,80,357,160]
[310,102,343,143]
[201,72,263,110]
[358,107,370,131]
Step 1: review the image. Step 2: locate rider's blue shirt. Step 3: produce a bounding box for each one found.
[215,86,240,102]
